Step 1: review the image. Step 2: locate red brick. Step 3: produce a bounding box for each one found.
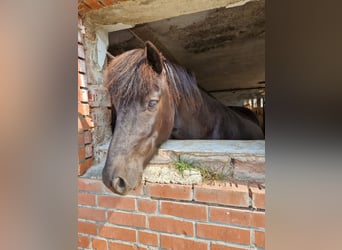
[78,88,88,102]
[78,192,96,206]
[250,187,265,209]
[77,117,86,133]
[78,161,86,176]
[78,162,86,176]
[78,59,87,74]
[98,195,136,210]
[78,146,86,161]
[78,43,85,59]
[78,115,94,131]
[137,199,157,213]
[78,132,85,145]
[85,157,93,166]
[100,0,115,6]
[84,0,103,9]
[78,158,93,176]
[160,235,208,250]
[149,216,193,236]
[78,221,97,235]
[85,115,94,128]
[78,178,104,192]
[78,207,106,222]
[109,242,147,250]
[78,160,91,176]
[197,223,250,245]
[194,183,249,207]
[160,201,207,221]
[99,225,136,242]
[78,2,91,15]
[211,243,247,250]
[108,211,146,228]
[254,230,265,248]
[210,207,265,228]
[78,72,87,87]
[138,231,158,246]
[84,130,92,144]
[81,116,94,131]
[78,103,90,115]
[146,183,192,201]
[92,238,108,250]
[78,235,90,248]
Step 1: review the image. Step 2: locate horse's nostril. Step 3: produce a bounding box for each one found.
[112,177,127,194]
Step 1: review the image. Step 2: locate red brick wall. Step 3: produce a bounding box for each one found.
[78,0,127,16]
[78,17,94,175]
[78,179,265,250]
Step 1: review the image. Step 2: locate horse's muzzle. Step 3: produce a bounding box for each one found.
[112,177,128,194]
[102,162,142,195]
[102,173,131,195]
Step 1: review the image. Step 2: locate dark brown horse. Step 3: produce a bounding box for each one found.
[102,41,264,195]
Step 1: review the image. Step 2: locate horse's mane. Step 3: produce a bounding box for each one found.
[105,48,202,110]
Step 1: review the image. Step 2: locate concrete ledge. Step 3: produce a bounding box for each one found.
[157,140,264,154]
[148,140,265,184]
[81,140,265,185]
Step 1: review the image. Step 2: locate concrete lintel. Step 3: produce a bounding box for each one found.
[84,0,248,27]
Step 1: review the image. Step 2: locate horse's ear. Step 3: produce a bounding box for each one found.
[145,41,163,74]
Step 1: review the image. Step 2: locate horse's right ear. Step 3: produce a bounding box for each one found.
[145,41,163,74]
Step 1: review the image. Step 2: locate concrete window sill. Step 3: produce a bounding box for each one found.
[81,140,265,186]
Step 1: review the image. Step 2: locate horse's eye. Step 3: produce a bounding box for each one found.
[148,100,159,110]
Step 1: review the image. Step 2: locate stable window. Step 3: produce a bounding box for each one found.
[80,0,265,185]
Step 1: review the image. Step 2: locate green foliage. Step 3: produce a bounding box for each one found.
[174,159,194,177]
[174,157,226,181]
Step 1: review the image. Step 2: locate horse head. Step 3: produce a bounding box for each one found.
[102,42,175,194]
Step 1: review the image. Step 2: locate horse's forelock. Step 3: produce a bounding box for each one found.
[105,48,202,110]
[105,49,160,106]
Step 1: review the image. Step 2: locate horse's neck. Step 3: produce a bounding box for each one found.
[172,90,230,139]
[172,90,264,139]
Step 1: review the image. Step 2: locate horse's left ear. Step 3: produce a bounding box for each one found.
[145,41,163,74]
